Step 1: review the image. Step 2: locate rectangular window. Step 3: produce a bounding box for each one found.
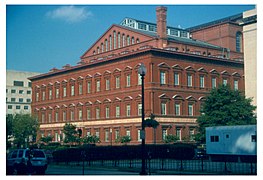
[87,81,91,93]
[26,98,31,103]
[210,135,219,142]
[126,74,131,87]
[87,108,91,120]
[188,104,193,116]
[223,79,227,86]
[116,106,120,118]
[24,106,29,110]
[42,91,46,101]
[11,89,16,93]
[212,77,217,88]
[251,135,256,142]
[162,129,167,140]
[70,110,74,121]
[105,130,109,142]
[138,74,142,85]
[138,103,142,116]
[42,113,45,123]
[96,80,101,92]
[28,82,32,87]
[36,93,39,102]
[116,76,120,89]
[175,103,180,116]
[200,76,205,88]
[96,107,100,119]
[16,105,20,109]
[234,80,239,90]
[55,112,59,122]
[48,113,52,123]
[56,88,59,98]
[19,90,24,94]
[95,130,100,138]
[187,74,192,87]
[63,111,66,121]
[14,81,24,87]
[160,71,166,85]
[174,73,179,85]
[161,103,167,115]
[49,89,52,100]
[176,128,181,141]
[63,87,67,97]
[79,109,82,120]
[27,90,31,94]
[8,105,12,109]
[189,129,194,141]
[19,98,23,103]
[126,104,131,117]
[79,84,83,95]
[11,98,16,102]
[105,79,110,90]
[115,129,120,140]
[71,85,75,96]
[138,129,142,141]
[105,107,110,119]
[126,130,131,137]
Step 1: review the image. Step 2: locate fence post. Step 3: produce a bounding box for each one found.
[224,161,227,173]
[180,159,183,171]
[250,162,253,174]
[161,159,164,170]
[201,158,204,171]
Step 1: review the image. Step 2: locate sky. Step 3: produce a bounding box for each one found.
[6,4,256,73]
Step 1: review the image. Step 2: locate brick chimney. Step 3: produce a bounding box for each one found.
[156,6,167,48]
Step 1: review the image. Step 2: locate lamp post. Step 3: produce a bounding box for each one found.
[138,63,147,175]
[110,128,112,146]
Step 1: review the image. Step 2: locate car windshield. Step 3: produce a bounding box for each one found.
[32,151,45,158]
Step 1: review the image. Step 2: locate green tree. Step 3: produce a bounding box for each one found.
[115,135,131,145]
[12,114,39,148]
[63,123,78,146]
[39,135,53,144]
[82,135,100,144]
[164,134,178,143]
[196,85,256,143]
[6,114,14,148]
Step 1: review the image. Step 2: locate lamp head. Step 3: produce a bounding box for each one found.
[138,63,147,76]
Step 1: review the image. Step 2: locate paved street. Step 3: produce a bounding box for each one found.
[46,164,139,175]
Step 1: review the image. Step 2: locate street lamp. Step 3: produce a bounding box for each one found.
[138,63,147,175]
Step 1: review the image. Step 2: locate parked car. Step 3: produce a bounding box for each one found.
[7,149,48,175]
[193,148,208,160]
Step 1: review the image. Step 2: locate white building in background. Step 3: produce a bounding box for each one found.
[6,70,41,115]
[241,8,257,111]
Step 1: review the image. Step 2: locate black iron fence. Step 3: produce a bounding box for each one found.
[53,158,256,175]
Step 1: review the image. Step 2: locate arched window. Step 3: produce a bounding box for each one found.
[131,37,135,44]
[105,39,108,52]
[97,46,100,54]
[118,32,121,48]
[236,32,242,52]
[101,43,104,53]
[122,34,125,47]
[127,35,130,46]
[113,31,116,49]
[109,35,112,51]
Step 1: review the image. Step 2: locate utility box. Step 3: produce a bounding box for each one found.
[206,125,256,156]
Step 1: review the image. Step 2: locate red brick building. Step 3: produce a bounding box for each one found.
[29,7,244,145]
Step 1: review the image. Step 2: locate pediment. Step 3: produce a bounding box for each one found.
[210,69,219,75]
[172,64,183,71]
[185,66,196,72]
[198,67,208,74]
[172,94,184,100]
[159,93,170,99]
[158,62,171,69]
[221,70,230,76]
[232,72,241,77]
[186,95,197,101]
[81,24,155,59]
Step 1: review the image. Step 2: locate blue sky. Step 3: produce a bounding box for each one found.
[6,4,255,73]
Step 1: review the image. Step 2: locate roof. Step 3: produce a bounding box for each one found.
[187,13,242,32]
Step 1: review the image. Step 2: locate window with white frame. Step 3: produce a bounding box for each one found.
[79,109,82,120]
[116,76,120,89]
[42,91,46,101]
[188,104,193,116]
[118,33,121,48]
[49,89,52,100]
[126,74,131,87]
[116,106,120,118]
[70,110,74,121]
[105,39,108,52]
[105,107,110,119]
[36,92,39,102]
[96,107,100,119]
[96,80,100,92]
[79,84,83,95]
[71,85,75,96]
[105,79,110,90]
[138,74,142,85]
[87,108,91,120]
[223,79,227,86]
[162,129,167,140]
[113,31,116,49]
[115,129,120,140]
[48,113,52,123]
[105,129,109,142]
[234,80,239,90]
[212,77,217,88]
[174,72,179,85]
[56,88,59,98]
[63,87,67,97]
[109,35,112,51]
[187,74,192,87]
[122,34,125,47]
[160,71,166,85]
[200,76,205,88]
[126,104,131,117]
[87,81,91,94]
[175,103,180,116]
[161,102,167,115]
[127,36,130,46]
[137,129,142,141]
[176,128,181,141]
[126,129,131,137]
[138,103,142,116]
[95,130,100,138]
[63,111,66,121]
[189,128,194,141]
[41,113,45,123]
[55,111,59,122]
